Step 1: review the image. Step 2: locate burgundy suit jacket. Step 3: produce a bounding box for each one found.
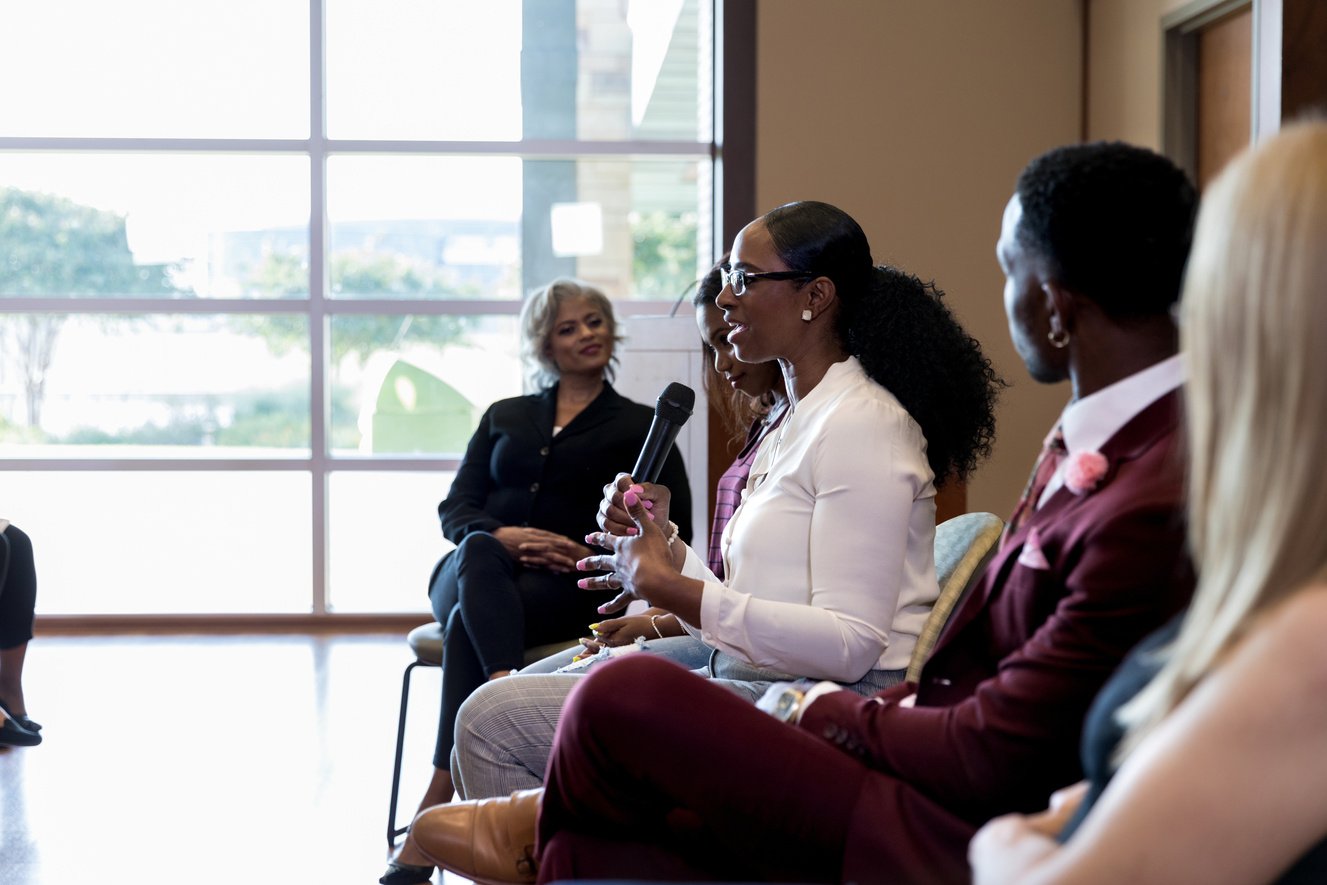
[798,390,1195,884]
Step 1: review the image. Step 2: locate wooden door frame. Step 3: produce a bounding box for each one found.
[1161,0,1272,180]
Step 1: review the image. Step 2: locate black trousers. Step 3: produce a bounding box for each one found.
[427,532,609,768]
[0,525,37,650]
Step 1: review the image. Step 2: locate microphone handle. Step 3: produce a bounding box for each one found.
[631,419,684,484]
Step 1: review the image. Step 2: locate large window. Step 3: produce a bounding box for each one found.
[0,0,720,617]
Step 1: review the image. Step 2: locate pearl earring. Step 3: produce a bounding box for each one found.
[801,309,813,322]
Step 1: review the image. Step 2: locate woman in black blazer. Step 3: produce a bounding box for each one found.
[384,278,691,884]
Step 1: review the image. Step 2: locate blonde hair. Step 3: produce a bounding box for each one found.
[1118,120,1327,754]
[518,278,623,391]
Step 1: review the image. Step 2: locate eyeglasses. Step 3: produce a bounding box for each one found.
[720,266,815,297]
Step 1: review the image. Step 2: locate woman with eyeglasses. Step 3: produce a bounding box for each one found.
[576,201,1002,693]
[517,255,789,670]
[405,200,1003,879]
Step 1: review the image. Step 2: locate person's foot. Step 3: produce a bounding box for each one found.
[383,837,436,880]
[0,713,40,747]
[409,789,542,885]
[377,858,434,884]
[381,765,456,880]
[0,697,37,732]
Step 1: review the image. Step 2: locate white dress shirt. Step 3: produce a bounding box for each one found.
[1037,354,1184,507]
[675,357,939,681]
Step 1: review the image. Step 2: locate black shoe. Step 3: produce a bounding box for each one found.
[0,715,40,747]
[0,698,38,732]
[378,859,434,884]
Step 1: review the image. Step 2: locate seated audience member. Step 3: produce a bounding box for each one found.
[521,255,789,674]
[437,201,1001,807]
[405,143,1199,885]
[381,279,692,884]
[970,121,1327,885]
[0,520,40,748]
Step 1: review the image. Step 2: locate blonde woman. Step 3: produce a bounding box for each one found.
[971,121,1327,884]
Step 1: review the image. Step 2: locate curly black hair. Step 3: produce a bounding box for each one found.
[763,201,1003,487]
[1015,141,1197,317]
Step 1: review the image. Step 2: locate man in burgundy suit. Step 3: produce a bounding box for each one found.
[408,142,1199,885]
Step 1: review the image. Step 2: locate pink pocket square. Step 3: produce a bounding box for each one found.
[1016,527,1051,570]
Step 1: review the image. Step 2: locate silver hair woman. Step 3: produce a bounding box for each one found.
[518,278,624,390]
[382,276,691,885]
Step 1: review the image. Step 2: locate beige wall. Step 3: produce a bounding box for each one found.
[1085,0,1191,145]
[753,0,1084,516]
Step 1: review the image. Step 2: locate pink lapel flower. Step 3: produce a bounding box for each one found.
[1064,450,1109,495]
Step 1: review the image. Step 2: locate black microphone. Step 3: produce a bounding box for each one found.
[631,382,695,483]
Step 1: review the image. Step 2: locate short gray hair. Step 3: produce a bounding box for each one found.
[519,278,623,390]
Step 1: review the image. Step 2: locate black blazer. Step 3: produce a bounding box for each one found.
[437,383,693,547]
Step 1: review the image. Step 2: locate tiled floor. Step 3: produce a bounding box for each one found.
[0,633,468,885]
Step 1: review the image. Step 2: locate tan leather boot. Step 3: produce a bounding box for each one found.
[408,788,542,885]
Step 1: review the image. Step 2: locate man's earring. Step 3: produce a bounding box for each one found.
[801,309,813,322]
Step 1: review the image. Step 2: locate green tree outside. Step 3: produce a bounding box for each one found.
[0,187,176,427]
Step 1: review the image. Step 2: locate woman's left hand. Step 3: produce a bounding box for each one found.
[969,813,1060,885]
[577,487,676,614]
[969,781,1086,884]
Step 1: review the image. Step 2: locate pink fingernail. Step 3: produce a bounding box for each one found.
[577,579,589,589]
[624,490,639,507]
[597,604,610,613]
[629,484,644,494]
[642,500,654,510]
[626,527,639,535]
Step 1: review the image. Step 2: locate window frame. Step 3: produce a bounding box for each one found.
[0,0,753,626]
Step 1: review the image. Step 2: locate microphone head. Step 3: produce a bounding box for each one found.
[655,382,695,426]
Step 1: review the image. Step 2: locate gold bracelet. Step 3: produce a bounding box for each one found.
[649,614,667,639]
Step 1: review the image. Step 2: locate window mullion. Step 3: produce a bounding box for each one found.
[309,0,330,616]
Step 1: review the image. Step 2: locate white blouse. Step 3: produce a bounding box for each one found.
[677,357,938,681]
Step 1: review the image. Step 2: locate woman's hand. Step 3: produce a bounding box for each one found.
[597,473,671,537]
[574,611,680,659]
[969,781,1087,885]
[970,814,1060,885]
[591,615,658,646]
[578,487,679,615]
[573,616,648,659]
[1026,780,1088,837]
[492,527,590,574]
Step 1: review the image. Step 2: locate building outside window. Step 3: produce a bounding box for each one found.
[0,0,719,618]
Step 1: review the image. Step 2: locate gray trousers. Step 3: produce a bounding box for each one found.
[450,642,904,800]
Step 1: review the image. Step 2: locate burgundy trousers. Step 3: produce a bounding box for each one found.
[536,654,971,884]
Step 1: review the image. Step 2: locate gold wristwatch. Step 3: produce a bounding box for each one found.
[771,685,807,724]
